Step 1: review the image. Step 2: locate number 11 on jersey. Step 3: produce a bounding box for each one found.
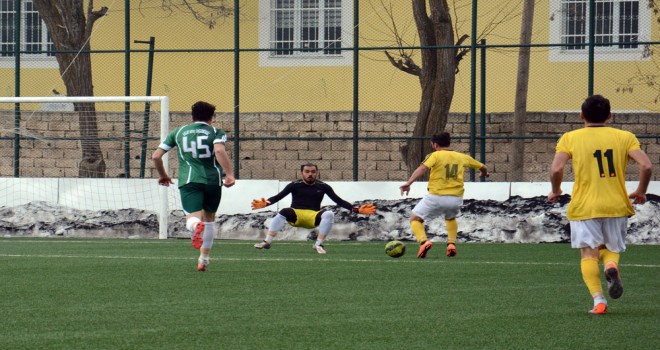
[593,149,616,178]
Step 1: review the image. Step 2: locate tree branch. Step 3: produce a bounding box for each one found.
[85,1,108,39]
[384,51,421,76]
[454,34,470,73]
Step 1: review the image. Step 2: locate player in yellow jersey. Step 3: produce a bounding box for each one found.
[548,95,652,315]
[400,132,489,258]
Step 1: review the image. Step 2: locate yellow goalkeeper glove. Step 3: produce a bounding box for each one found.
[352,203,376,215]
[251,198,270,210]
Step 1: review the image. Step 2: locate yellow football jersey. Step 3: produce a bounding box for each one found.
[422,150,484,197]
[556,126,641,220]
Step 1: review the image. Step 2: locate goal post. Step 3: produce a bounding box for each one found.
[0,96,171,239]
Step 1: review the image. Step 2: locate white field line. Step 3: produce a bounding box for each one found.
[0,253,658,268]
[0,240,372,245]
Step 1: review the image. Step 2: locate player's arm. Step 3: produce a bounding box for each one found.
[468,157,489,178]
[252,182,294,210]
[324,184,376,214]
[400,164,429,196]
[478,164,489,178]
[213,142,235,187]
[151,148,173,187]
[548,152,570,203]
[323,184,353,211]
[628,149,653,204]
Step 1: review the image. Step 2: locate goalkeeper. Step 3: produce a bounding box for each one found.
[251,163,376,254]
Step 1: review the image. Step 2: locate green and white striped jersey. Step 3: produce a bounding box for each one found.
[158,121,227,187]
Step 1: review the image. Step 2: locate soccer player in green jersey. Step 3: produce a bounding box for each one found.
[548,95,652,314]
[152,101,235,271]
[400,132,489,259]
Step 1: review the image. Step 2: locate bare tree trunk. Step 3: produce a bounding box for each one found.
[33,0,108,177]
[511,0,535,181]
[403,0,456,173]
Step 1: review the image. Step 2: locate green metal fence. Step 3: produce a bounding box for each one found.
[1,0,658,182]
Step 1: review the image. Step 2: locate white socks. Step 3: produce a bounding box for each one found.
[186,217,202,232]
[318,211,334,236]
[201,222,216,250]
[268,214,287,233]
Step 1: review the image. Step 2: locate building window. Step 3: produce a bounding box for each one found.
[549,0,650,61]
[259,0,353,67]
[0,0,56,67]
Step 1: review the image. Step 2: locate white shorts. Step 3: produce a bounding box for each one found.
[412,194,463,221]
[570,217,628,253]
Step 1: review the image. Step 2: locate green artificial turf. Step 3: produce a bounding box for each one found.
[0,239,658,350]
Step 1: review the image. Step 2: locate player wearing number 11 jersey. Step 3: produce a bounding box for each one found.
[400,132,489,259]
[152,101,235,272]
[548,95,652,315]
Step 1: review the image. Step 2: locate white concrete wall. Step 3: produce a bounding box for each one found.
[0,178,657,214]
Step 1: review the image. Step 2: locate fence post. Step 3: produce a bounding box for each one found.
[470,0,478,181]
[480,39,487,182]
[13,0,21,177]
[588,0,595,96]
[124,0,132,178]
[136,37,156,178]
[234,0,241,179]
[352,0,360,181]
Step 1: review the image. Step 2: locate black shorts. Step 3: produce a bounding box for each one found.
[179,182,222,214]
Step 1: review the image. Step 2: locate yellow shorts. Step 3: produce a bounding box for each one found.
[289,209,319,229]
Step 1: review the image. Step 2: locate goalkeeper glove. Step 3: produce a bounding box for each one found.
[352,203,376,215]
[251,198,271,210]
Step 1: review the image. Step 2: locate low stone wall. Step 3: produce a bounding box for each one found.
[1,110,658,181]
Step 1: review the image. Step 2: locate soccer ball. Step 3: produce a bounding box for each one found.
[385,240,406,258]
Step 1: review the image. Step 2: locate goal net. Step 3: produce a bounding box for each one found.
[0,96,172,239]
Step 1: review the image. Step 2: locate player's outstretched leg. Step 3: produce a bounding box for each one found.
[411,220,432,258]
[256,215,286,249]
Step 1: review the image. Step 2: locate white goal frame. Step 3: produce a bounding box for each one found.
[0,96,171,239]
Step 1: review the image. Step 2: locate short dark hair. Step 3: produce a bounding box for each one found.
[191,101,216,122]
[431,132,451,147]
[300,163,318,172]
[581,95,610,123]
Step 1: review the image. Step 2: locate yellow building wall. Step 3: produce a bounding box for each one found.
[4,1,659,113]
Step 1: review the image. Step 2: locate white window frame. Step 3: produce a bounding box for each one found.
[549,0,651,62]
[259,0,353,67]
[0,0,57,68]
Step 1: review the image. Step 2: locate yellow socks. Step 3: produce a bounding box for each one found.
[411,219,460,245]
[411,220,427,243]
[599,249,620,269]
[581,257,603,297]
[446,219,458,245]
